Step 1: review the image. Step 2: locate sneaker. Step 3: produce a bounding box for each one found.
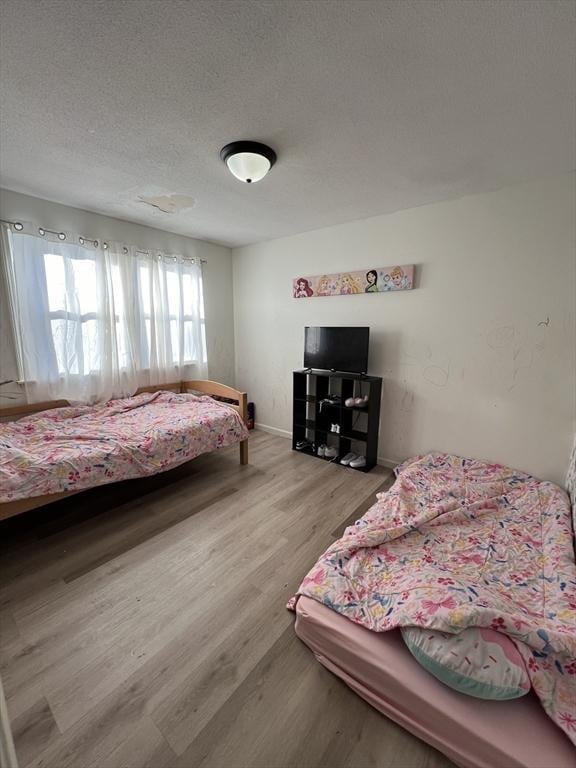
[317,444,326,457]
[324,446,339,459]
[340,452,357,466]
[349,455,366,468]
[296,440,312,451]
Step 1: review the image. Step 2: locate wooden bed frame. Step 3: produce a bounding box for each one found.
[0,380,248,522]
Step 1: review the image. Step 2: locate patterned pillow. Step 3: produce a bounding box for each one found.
[401,626,530,700]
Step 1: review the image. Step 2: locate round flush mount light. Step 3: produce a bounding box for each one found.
[220,140,277,183]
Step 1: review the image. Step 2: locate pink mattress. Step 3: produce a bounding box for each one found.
[295,596,575,768]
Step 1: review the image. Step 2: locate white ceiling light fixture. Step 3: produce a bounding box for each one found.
[220,141,277,184]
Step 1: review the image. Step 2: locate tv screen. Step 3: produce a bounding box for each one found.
[304,327,369,374]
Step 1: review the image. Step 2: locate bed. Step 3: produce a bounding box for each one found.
[0,379,249,522]
[291,453,576,768]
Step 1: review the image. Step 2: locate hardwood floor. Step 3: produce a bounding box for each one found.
[0,431,453,768]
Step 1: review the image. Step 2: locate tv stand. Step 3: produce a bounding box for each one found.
[292,369,382,472]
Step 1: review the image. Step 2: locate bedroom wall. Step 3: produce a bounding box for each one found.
[0,189,236,402]
[233,173,576,486]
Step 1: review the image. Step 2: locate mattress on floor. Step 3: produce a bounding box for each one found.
[295,596,575,768]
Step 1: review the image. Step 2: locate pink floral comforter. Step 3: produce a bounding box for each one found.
[0,391,249,502]
[290,453,576,743]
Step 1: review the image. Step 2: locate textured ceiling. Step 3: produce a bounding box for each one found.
[0,0,575,247]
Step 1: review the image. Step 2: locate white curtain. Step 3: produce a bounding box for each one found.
[1,226,207,403]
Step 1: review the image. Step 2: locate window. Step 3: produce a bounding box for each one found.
[2,229,207,402]
[44,252,105,376]
[137,258,207,369]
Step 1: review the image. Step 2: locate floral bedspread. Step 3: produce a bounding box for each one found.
[0,391,249,502]
[290,453,576,743]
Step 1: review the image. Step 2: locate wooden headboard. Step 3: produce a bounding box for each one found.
[0,380,247,423]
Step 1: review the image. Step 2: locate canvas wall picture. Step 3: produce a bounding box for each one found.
[293,265,414,298]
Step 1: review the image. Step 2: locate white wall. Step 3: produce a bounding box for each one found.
[0,189,235,400]
[233,173,576,486]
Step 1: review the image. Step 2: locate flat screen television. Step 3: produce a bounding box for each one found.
[304,327,369,374]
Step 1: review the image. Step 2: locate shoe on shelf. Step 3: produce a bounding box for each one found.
[317,444,327,457]
[296,440,312,451]
[340,452,357,466]
[349,455,366,468]
[345,395,369,408]
[324,446,339,459]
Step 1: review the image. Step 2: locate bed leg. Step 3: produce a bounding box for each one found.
[240,439,248,465]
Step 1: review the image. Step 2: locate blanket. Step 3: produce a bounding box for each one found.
[290,453,576,743]
[0,391,249,502]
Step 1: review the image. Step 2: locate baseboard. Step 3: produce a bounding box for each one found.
[254,423,398,469]
[377,456,397,469]
[254,423,293,439]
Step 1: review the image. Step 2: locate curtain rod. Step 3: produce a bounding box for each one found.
[0,219,208,264]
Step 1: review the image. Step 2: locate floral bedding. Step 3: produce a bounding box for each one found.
[289,453,576,743]
[0,391,249,502]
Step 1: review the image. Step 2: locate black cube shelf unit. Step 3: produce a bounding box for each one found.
[292,369,382,472]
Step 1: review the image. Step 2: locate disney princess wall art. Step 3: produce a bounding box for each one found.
[293,277,314,298]
[292,265,414,298]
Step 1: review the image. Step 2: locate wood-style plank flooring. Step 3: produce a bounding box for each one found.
[0,431,453,768]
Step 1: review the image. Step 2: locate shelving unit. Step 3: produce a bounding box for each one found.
[292,369,382,472]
